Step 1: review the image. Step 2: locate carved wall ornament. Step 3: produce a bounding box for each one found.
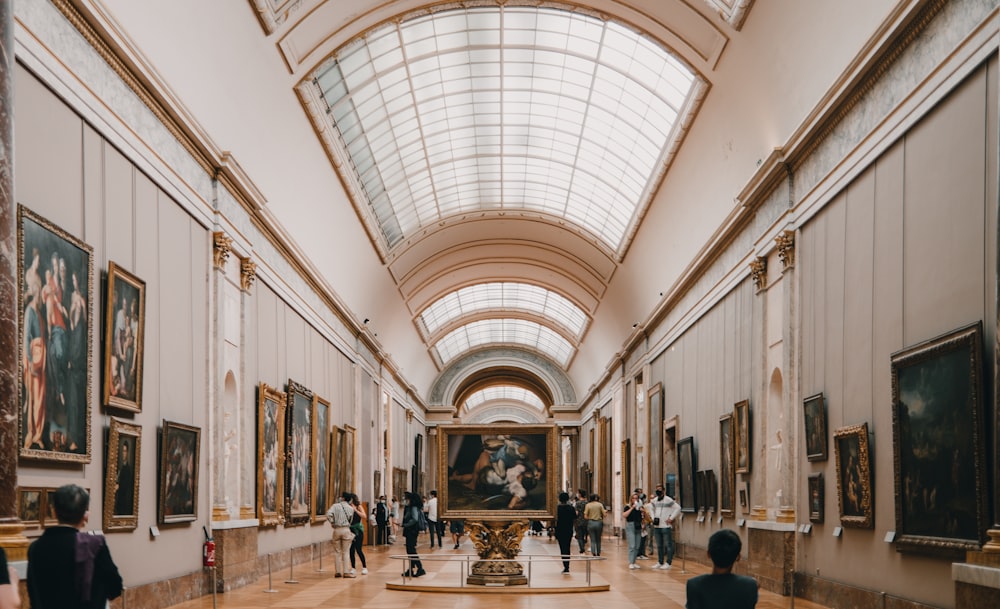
[240,258,257,291]
[213,232,233,269]
[749,256,767,291]
[776,230,796,270]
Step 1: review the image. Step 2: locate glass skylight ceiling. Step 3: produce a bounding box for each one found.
[418,282,587,338]
[433,318,574,366]
[463,386,546,411]
[311,4,697,253]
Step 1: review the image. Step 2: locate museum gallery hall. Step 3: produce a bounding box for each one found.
[2,1,999,609]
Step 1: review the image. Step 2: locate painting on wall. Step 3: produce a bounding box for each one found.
[834,422,873,528]
[439,424,557,520]
[18,487,43,528]
[342,425,356,496]
[158,420,200,524]
[285,379,313,526]
[103,417,141,531]
[891,322,988,556]
[621,438,631,507]
[705,469,717,512]
[803,393,828,461]
[330,425,344,505]
[719,414,735,516]
[312,394,331,522]
[677,436,697,513]
[734,400,750,474]
[102,261,146,413]
[808,473,824,523]
[256,383,286,526]
[18,205,94,463]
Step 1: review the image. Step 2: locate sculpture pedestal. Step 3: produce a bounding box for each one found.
[465,520,529,586]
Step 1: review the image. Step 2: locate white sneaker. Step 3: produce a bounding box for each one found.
[637,555,648,560]
[362,568,368,575]
[662,563,672,570]
[651,563,661,569]
[349,569,356,576]
[629,564,639,570]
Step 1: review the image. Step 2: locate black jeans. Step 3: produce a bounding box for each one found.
[429,520,444,546]
[376,523,388,544]
[350,529,366,568]
[557,534,572,571]
[404,531,423,572]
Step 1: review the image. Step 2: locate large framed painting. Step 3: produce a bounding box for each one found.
[621,438,631,506]
[18,205,94,463]
[803,393,828,461]
[285,379,313,526]
[330,425,344,505]
[257,383,286,526]
[104,417,141,531]
[18,487,44,529]
[891,322,988,556]
[833,423,873,528]
[704,470,717,512]
[677,436,697,512]
[695,471,708,512]
[342,425,356,496]
[102,262,146,413]
[808,473,824,523]
[311,394,331,522]
[734,400,751,474]
[719,414,735,516]
[159,420,200,524]
[439,424,557,520]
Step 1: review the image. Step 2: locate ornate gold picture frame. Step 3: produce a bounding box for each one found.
[257,382,286,526]
[439,424,558,521]
[104,417,141,531]
[158,420,200,524]
[102,261,146,413]
[834,422,873,528]
[719,413,735,516]
[734,399,751,474]
[285,379,313,526]
[311,394,331,522]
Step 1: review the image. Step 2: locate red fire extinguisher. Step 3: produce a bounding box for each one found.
[203,537,216,568]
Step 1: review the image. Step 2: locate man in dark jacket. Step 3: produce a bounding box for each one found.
[27,484,123,609]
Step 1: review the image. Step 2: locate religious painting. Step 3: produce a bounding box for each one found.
[18,205,94,463]
[44,489,58,525]
[677,436,697,512]
[695,470,708,512]
[705,469,717,512]
[18,487,43,528]
[342,425,356,496]
[891,322,988,556]
[808,473,824,523]
[834,423,873,528]
[104,417,141,531]
[102,262,145,413]
[734,400,751,474]
[719,414,735,516]
[439,424,557,520]
[803,393,828,462]
[158,420,200,524]
[311,394,331,522]
[330,425,344,506]
[285,379,313,526]
[256,382,285,526]
[621,439,631,507]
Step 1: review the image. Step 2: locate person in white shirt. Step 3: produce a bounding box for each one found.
[648,484,682,569]
[326,492,357,578]
[426,490,443,548]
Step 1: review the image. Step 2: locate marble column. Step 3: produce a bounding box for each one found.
[0,0,28,560]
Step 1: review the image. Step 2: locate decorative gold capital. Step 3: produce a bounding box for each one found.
[749,505,768,521]
[213,232,233,270]
[0,521,30,562]
[212,505,230,522]
[240,258,257,292]
[749,257,767,291]
[776,506,796,523]
[776,230,796,270]
[982,529,1000,553]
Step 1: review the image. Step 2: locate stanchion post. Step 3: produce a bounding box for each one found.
[680,540,687,574]
[315,541,326,573]
[263,553,278,593]
[121,586,127,609]
[285,548,299,584]
[212,565,218,609]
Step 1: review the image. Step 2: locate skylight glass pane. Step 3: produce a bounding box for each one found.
[419,282,587,339]
[433,319,574,366]
[311,5,697,255]
[464,386,546,411]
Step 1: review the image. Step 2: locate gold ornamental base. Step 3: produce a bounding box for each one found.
[464,520,530,586]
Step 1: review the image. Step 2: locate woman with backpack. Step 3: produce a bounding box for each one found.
[401,492,426,577]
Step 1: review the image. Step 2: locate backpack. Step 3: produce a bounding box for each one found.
[418,508,429,532]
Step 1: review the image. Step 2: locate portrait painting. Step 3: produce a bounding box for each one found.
[330,425,344,507]
[439,424,557,520]
[342,425,356,497]
[891,322,987,556]
[158,420,200,524]
[256,382,286,526]
[803,393,827,461]
[285,379,313,525]
[739,484,748,509]
[719,414,735,516]
[18,487,43,527]
[705,469,717,511]
[312,394,330,522]
[808,473,824,523]
[695,470,708,512]
[734,400,751,474]
[833,422,873,528]
[677,436,697,512]
[103,417,141,531]
[102,262,146,413]
[18,205,94,463]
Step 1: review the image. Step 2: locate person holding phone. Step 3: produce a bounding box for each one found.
[623,492,644,569]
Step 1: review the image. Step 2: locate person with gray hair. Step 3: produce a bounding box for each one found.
[27,484,123,609]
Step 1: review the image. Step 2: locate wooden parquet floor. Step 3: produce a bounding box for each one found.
[166,534,832,609]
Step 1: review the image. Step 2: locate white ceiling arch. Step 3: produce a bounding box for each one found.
[463,403,548,424]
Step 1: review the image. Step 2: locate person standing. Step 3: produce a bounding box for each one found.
[573,489,589,553]
[426,490,443,548]
[401,492,426,577]
[583,493,606,556]
[0,547,20,609]
[449,518,465,549]
[554,491,576,573]
[27,484,123,609]
[348,494,368,575]
[685,529,758,609]
[375,495,389,545]
[389,496,400,542]
[649,484,682,569]
[624,492,644,569]
[326,492,357,578]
